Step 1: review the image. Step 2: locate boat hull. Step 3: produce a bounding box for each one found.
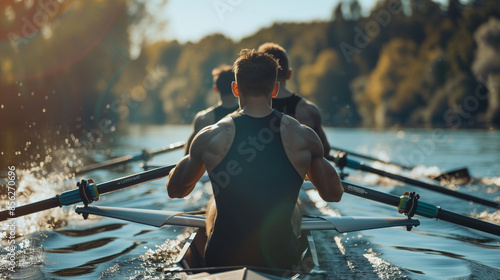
[173,227,320,279]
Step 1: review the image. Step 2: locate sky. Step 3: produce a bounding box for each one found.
[158,0,453,44]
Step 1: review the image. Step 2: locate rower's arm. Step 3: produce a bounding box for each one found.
[168,129,208,198]
[296,101,330,157]
[185,113,211,155]
[305,128,343,202]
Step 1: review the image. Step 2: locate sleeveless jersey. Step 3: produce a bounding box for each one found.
[271,94,302,118]
[213,105,239,123]
[206,109,303,269]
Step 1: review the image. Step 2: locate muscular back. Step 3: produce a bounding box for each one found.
[192,111,340,202]
[196,113,316,177]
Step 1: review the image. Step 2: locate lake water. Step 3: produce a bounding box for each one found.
[1,125,499,279]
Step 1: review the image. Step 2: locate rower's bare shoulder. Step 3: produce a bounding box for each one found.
[297,98,320,112]
[280,115,312,147]
[297,98,321,118]
[193,107,216,131]
[295,98,322,128]
[191,117,234,155]
[280,114,303,133]
[293,121,324,157]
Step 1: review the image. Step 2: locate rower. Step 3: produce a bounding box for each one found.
[184,64,239,154]
[166,49,343,271]
[258,42,331,157]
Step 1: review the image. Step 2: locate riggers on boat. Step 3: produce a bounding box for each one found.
[75,206,421,279]
[173,227,320,279]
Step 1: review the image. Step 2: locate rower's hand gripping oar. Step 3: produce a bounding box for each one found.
[329,146,472,184]
[328,152,500,209]
[0,164,177,222]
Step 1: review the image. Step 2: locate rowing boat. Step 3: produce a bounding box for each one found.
[172,228,319,279]
[75,205,419,279]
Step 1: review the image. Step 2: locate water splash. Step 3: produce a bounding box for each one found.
[1,168,89,239]
[481,176,500,188]
[473,209,500,225]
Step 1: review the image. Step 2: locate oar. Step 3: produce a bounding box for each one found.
[340,181,500,236]
[331,145,413,170]
[330,146,472,184]
[74,141,185,175]
[327,154,500,209]
[0,164,176,222]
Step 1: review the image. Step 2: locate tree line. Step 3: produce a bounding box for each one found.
[1,0,499,169]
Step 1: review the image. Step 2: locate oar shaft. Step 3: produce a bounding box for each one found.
[0,164,177,222]
[150,141,185,157]
[76,155,136,175]
[331,146,413,170]
[350,160,500,209]
[96,164,175,195]
[342,181,500,236]
[0,197,60,221]
[437,208,500,236]
[75,142,185,176]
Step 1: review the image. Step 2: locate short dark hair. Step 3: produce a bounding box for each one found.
[258,42,289,80]
[212,65,234,96]
[233,49,280,96]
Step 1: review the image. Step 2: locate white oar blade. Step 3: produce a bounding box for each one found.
[302,216,419,233]
[75,206,206,228]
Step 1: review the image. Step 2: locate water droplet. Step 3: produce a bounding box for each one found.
[397,130,405,139]
[42,108,46,113]
[18,93,21,97]
[0,104,3,109]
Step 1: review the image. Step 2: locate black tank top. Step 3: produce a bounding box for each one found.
[206,110,303,269]
[213,105,239,123]
[272,94,302,118]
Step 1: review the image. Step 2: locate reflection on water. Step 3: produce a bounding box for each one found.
[1,126,499,279]
[44,237,116,253]
[51,242,145,277]
[56,224,126,237]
